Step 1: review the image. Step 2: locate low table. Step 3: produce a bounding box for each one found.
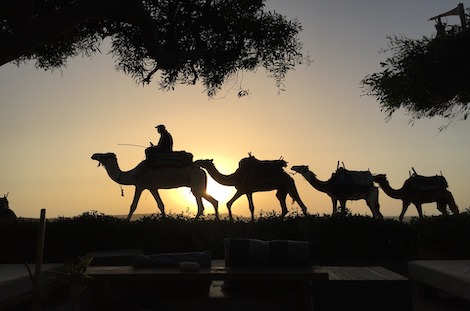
[408,260,470,301]
[84,260,328,311]
[313,266,411,311]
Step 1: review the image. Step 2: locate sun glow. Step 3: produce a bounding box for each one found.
[174,176,235,216]
[206,176,235,204]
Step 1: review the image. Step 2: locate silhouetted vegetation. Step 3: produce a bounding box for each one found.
[2,210,470,276]
[1,0,308,97]
[362,8,470,125]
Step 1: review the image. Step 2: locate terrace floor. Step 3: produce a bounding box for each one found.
[2,263,469,311]
[38,280,470,311]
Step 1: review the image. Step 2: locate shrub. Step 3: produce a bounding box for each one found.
[1,210,469,271]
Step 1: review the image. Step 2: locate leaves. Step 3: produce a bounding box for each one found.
[362,15,470,124]
[50,255,94,289]
[2,0,308,97]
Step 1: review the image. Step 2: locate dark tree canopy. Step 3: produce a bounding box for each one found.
[0,0,308,96]
[361,10,470,124]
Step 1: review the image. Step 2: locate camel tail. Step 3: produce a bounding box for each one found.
[448,191,459,214]
[288,184,303,205]
[288,190,309,216]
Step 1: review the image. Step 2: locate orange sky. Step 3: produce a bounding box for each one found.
[1,0,469,219]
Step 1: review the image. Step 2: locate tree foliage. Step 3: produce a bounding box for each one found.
[361,12,470,124]
[0,0,308,96]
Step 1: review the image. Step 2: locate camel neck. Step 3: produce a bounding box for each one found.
[102,159,134,186]
[302,171,330,193]
[377,179,402,199]
[204,164,236,186]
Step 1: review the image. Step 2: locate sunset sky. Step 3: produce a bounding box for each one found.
[1,0,469,219]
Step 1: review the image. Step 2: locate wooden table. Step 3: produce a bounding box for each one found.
[84,260,328,311]
[408,260,470,302]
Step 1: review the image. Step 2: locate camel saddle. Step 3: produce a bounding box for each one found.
[332,167,373,188]
[237,156,287,175]
[145,149,194,167]
[406,174,448,191]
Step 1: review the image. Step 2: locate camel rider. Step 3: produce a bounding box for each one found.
[152,124,173,152]
[145,125,193,165]
[145,124,175,162]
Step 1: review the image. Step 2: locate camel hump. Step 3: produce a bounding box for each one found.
[0,195,17,221]
[333,167,373,187]
[0,208,17,221]
[145,150,194,167]
[238,155,287,174]
[407,174,448,190]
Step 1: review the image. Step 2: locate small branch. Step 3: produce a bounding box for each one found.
[143,66,160,84]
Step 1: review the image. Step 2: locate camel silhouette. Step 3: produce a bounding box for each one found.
[91,153,218,220]
[291,165,383,219]
[0,193,17,221]
[195,156,309,220]
[373,172,459,221]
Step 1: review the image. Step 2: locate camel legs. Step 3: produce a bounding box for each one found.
[191,187,219,219]
[287,184,309,216]
[128,188,166,221]
[275,190,289,218]
[191,170,220,219]
[149,189,165,217]
[331,198,338,215]
[202,194,219,219]
[399,201,420,222]
[365,188,383,219]
[226,191,255,220]
[227,190,244,220]
[296,199,309,216]
[127,187,144,221]
[194,196,205,220]
[437,191,459,215]
[437,201,448,215]
[192,192,218,220]
[414,203,424,220]
[338,199,347,215]
[445,190,459,215]
[246,193,256,221]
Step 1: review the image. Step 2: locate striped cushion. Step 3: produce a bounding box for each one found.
[224,238,313,267]
[132,250,212,267]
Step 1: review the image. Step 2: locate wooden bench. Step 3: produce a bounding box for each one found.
[408,260,470,306]
[318,265,408,281]
[311,266,412,311]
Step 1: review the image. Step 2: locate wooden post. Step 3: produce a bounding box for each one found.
[32,208,46,311]
[458,3,466,29]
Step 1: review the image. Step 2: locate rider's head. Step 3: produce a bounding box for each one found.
[156,124,166,133]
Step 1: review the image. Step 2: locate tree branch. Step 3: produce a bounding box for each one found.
[0,0,177,68]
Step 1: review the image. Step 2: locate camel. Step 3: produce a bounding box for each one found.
[194,156,309,220]
[91,153,218,220]
[373,173,459,221]
[291,165,383,219]
[0,193,17,221]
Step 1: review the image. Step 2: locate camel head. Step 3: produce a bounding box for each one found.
[372,174,388,184]
[0,194,9,210]
[291,165,310,175]
[194,159,214,169]
[91,153,117,167]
